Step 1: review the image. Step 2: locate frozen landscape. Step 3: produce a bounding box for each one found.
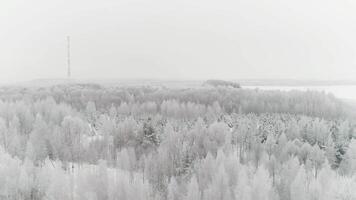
[0,81,355,200]
[2,0,356,199]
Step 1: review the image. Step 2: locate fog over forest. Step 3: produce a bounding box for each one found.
[2,0,356,199]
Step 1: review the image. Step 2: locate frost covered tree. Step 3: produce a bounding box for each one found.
[290,166,308,200]
[250,167,276,200]
[27,115,49,164]
[167,177,181,200]
[339,138,356,175]
[185,175,201,200]
[86,101,97,126]
[203,165,232,200]
[0,118,8,151]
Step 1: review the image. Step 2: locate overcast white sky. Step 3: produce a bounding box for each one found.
[1,0,356,83]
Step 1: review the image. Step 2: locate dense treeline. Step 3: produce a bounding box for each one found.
[0,84,355,200]
[0,84,348,118]
[203,79,241,88]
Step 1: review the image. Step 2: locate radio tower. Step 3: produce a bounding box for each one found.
[67,36,71,78]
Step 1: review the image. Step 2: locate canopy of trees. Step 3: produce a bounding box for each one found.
[0,83,355,200]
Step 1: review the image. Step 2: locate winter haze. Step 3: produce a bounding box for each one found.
[1,1,356,200]
[1,0,356,83]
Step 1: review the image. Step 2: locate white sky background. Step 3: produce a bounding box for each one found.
[1,0,356,83]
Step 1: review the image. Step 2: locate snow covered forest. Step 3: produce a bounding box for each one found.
[0,83,356,200]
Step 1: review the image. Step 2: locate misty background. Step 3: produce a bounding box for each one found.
[1,0,356,83]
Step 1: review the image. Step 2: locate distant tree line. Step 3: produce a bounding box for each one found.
[0,84,349,118]
[203,79,241,89]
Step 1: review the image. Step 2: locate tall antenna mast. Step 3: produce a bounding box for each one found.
[67,36,71,78]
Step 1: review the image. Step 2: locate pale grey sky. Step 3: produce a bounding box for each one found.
[1,0,356,83]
